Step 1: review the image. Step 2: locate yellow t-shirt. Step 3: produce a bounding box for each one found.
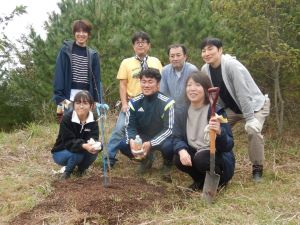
[117,56,162,98]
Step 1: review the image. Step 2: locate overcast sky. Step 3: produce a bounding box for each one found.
[0,0,60,41]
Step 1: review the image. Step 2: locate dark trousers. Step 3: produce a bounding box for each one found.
[118,137,174,162]
[174,146,235,186]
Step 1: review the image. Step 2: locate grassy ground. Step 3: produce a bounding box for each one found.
[0,119,299,225]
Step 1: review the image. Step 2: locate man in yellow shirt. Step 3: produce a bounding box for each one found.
[106,31,162,168]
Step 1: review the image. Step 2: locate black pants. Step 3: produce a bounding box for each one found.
[174,147,228,186]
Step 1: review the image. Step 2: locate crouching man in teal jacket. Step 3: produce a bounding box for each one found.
[118,68,175,181]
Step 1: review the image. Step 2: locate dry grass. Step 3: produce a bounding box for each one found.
[0,119,299,225]
[0,123,57,224]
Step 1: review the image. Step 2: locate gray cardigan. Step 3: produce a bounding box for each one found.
[201,54,265,121]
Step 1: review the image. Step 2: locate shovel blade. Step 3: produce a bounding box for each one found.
[103,175,110,187]
[202,171,220,203]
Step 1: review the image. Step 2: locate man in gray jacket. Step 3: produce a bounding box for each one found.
[160,44,198,109]
[200,37,270,182]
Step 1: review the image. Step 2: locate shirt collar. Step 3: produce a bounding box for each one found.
[71,111,95,124]
[135,55,148,61]
[172,61,186,73]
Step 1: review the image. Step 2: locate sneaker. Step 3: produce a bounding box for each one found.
[137,152,154,174]
[188,181,204,191]
[252,164,263,182]
[74,169,86,177]
[160,160,172,182]
[60,171,71,180]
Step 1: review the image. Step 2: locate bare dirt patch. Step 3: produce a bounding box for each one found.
[10,175,172,225]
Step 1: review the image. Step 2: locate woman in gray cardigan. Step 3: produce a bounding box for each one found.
[173,71,235,191]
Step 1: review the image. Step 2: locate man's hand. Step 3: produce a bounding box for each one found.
[142,141,151,156]
[130,139,140,157]
[121,103,129,112]
[245,118,262,134]
[119,79,128,113]
[130,139,145,159]
[129,139,135,151]
[179,149,192,166]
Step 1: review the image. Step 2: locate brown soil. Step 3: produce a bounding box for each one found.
[10,175,172,225]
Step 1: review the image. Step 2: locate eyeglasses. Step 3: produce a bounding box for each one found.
[134,41,148,46]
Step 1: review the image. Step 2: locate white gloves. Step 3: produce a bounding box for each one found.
[88,138,102,151]
[245,118,262,134]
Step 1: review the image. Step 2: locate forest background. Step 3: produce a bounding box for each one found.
[0,0,299,134]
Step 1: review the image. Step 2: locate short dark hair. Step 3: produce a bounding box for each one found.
[139,68,161,82]
[72,19,92,35]
[73,90,94,106]
[131,31,150,44]
[185,71,212,105]
[167,44,187,55]
[200,37,223,50]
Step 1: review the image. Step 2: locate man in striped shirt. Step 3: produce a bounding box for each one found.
[118,68,174,179]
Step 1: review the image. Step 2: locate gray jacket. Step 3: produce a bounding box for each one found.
[201,54,265,121]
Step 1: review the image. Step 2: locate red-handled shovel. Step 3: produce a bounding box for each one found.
[202,87,220,203]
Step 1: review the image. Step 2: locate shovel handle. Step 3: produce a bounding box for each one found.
[209,129,216,154]
[209,129,217,174]
[208,87,220,116]
[208,87,219,156]
[208,87,219,173]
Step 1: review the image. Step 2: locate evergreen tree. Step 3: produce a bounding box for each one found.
[0,5,27,130]
[211,0,300,133]
[2,0,215,130]
[3,0,299,132]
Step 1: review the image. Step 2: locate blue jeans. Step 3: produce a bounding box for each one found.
[52,149,98,174]
[118,137,174,162]
[106,110,128,166]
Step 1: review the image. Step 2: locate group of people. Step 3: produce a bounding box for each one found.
[51,19,270,190]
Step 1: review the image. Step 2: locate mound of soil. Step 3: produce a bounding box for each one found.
[10,175,170,225]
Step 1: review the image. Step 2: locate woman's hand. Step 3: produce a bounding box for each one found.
[179,149,192,166]
[82,143,98,154]
[209,116,221,135]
